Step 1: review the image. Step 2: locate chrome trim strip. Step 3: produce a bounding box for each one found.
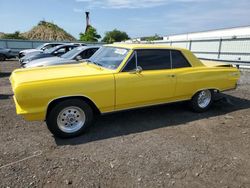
[102,97,191,114]
[120,51,136,72]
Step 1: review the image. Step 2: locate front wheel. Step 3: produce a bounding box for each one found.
[0,54,6,61]
[190,90,213,112]
[46,99,94,138]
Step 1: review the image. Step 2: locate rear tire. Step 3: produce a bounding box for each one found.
[190,89,213,112]
[46,99,94,138]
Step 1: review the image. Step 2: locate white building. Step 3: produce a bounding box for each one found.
[163,25,250,41]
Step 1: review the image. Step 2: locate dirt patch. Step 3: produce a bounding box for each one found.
[0,60,250,187]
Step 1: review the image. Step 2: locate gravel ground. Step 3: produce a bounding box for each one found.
[0,60,250,188]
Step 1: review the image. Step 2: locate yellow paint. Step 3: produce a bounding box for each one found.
[10,44,240,121]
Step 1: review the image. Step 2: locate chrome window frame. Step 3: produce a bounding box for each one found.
[120,48,192,72]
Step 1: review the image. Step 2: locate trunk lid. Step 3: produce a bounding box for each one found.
[201,60,234,67]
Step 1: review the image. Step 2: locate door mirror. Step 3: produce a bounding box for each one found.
[75,55,82,61]
[130,66,142,74]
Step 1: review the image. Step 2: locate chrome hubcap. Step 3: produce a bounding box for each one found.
[57,106,85,133]
[197,90,211,108]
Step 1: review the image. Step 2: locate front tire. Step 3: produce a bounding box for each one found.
[0,54,6,61]
[190,90,213,112]
[46,99,94,138]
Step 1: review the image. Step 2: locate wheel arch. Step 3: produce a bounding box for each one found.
[46,95,100,120]
[0,53,6,59]
[192,88,220,98]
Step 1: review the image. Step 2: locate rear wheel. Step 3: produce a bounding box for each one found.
[190,89,213,112]
[0,54,6,61]
[46,99,94,138]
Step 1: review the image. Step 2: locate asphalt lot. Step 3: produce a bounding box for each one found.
[0,60,250,188]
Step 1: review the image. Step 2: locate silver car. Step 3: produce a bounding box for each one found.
[18,42,65,58]
[23,46,99,68]
[0,48,16,61]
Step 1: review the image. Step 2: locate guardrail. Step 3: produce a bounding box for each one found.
[154,37,250,65]
[0,39,105,55]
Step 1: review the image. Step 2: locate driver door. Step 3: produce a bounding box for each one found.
[115,49,176,110]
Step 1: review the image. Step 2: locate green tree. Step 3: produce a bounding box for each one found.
[1,31,26,40]
[102,29,130,43]
[79,26,101,42]
[142,34,163,41]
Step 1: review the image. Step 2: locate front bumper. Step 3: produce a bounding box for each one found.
[13,96,45,121]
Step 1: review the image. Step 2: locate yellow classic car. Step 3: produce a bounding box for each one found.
[10,44,240,138]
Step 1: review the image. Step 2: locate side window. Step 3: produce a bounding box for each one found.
[91,48,98,55]
[137,50,171,70]
[171,50,190,68]
[86,48,98,58]
[79,50,87,59]
[122,53,136,72]
[43,44,52,50]
[56,47,66,53]
[68,46,74,51]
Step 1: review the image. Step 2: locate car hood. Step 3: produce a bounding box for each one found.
[10,63,114,89]
[24,57,76,68]
[21,53,53,63]
[20,51,43,61]
[20,49,42,54]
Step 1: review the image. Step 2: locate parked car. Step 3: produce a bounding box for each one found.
[18,42,65,58]
[71,43,87,46]
[10,44,240,138]
[0,48,16,61]
[23,46,99,68]
[20,44,78,65]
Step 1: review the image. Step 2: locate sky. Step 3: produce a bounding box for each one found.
[0,0,250,39]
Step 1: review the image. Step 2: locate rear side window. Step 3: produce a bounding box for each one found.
[171,50,190,68]
[137,49,171,70]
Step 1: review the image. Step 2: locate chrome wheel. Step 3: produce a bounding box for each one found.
[197,90,212,108]
[57,106,86,133]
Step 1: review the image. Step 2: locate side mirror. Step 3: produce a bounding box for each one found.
[130,66,142,74]
[41,47,45,51]
[75,55,82,61]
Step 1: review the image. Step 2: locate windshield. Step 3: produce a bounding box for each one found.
[61,46,84,59]
[88,46,129,69]
[44,45,60,53]
[35,44,45,50]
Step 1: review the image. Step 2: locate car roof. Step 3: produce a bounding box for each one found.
[84,45,101,49]
[105,43,186,51]
[74,45,100,50]
[44,42,64,45]
[54,44,78,48]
